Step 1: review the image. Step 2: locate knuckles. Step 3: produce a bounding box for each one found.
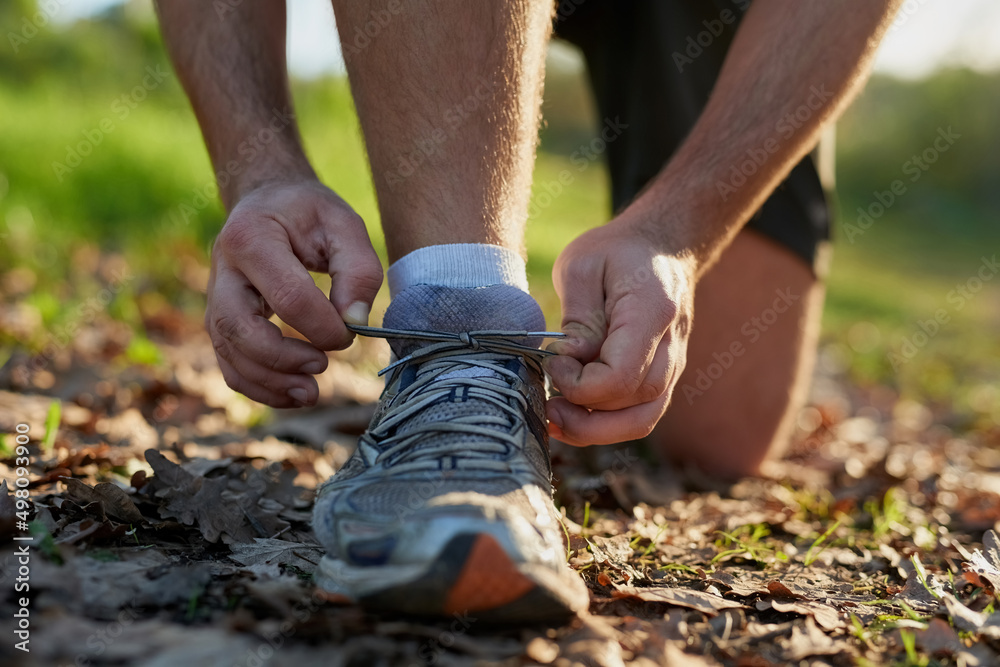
[267,278,311,322]
[348,262,385,297]
[216,217,260,258]
[634,379,667,405]
[213,314,252,346]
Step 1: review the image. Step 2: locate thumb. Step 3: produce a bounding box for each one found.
[327,232,384,327]
[548,268,606,364]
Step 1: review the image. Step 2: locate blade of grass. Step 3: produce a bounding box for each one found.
[910,554,941,599]
[804,517,842,566]
[42,400,60,453]
[641,524,669,558]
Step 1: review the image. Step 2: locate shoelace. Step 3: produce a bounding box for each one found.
[346,324,564,472]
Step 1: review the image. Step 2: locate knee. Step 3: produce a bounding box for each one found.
[649,422,784,481]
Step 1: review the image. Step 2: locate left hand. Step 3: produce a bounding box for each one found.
[544,218,695,445]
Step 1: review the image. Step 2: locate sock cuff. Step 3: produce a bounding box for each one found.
[387,243,529,297]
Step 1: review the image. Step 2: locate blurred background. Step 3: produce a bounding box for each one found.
[1,0,999,433]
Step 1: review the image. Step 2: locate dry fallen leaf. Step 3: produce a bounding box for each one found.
[707,570,768,597]
[142,449,290,543]
[613,586,746,616]
[228,537,322,573]
[967,529,1000,594]
[61,478,144,524]
[941,593,1000,640]
[777,617,843,661]
[590,533,646,584]
[766,580,802,599]
[769,598,845,631]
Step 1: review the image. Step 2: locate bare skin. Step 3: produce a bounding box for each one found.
[544,0,902,461]
[650,229,827,478]
[155,0,900,475]
[329,0,552,262]
[155,0,383,408]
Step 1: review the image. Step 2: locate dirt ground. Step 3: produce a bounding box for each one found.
[3,286,1000,667]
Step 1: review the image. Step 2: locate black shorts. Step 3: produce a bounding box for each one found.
[554,0,831,269]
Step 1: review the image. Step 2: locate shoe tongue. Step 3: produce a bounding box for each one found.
[377,285,548,462]
[381,285,546,357]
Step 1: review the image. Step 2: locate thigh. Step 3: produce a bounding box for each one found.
[649,229,827,478]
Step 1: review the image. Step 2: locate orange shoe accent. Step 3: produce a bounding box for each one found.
[443,534,535,614]
[313,589,354,605]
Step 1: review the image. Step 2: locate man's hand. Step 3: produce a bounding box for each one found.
[544,220,694,445]
[544,0,902,445]
[207,180,383,408]
[155,2,386,407]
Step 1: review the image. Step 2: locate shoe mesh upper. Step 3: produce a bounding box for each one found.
[312,286,567,568]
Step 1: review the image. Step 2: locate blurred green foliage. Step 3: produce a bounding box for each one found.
[1,1,998,423]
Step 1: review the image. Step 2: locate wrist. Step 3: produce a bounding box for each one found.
[615,171,741,278]
[222,154,317,210]
[613,194,700,265]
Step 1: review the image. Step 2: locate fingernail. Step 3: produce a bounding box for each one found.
[343,301,370,326]
[300,360,326,375]
[288,387,309,405]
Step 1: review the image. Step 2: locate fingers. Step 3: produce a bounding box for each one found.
[208,266,327,407]
[546,395,668,446]
[547,294,675,409]
[548,255,606,363]
[326,218,384,326]
[218,218,355,351]
[546,338,687,443]
[217,356,317,409]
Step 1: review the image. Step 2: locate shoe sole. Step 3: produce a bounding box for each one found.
[314,532,590,623]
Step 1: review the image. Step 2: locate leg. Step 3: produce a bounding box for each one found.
[313,3,590,621]
[331,0,553,262]
[648,230,826,479]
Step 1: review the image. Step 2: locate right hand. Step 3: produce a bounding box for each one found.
[206,180,383,408]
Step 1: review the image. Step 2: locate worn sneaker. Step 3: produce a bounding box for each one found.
[312,285,589,622]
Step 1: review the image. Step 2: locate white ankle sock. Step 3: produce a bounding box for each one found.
[387,243,529,297]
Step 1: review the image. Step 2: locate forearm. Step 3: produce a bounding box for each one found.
[154,0,314,209]
[628,0,901,275]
